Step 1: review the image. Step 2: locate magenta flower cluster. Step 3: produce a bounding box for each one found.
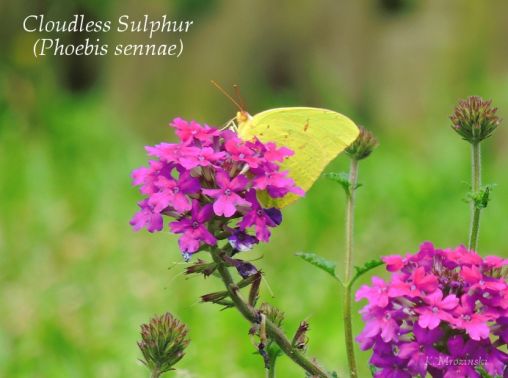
[356,242,508,378]
[130,118,303,260]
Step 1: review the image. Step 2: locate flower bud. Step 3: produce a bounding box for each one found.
[201,290,229,303]
[450,96,501,144]
[221,254,259,279]
[291,320,309,350]
[248,272,262,307]
[184,259,217,277]
[137,312,190,376]
[346,126,379,160]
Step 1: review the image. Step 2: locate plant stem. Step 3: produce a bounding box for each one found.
[468,142,481,251]
[344,159,358,286]
[343,287,357,378]
[268,359,276,378]
[210,248,330,378]
[150,369,161,378]
[343,158,359,378]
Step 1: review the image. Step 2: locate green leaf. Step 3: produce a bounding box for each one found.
[348,259,383,287]
[325,172,350,193]
[324,172,361,196]
[295,252,341,283]
[465,183,496,209]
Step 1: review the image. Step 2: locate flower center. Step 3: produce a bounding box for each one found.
[462,314,471,321]
[384,313,391,320]
[239,153,245,159]
[224,189,232,196]
[432,306,439,313]
[256,209,264,216]
[479,280,485,286]
[173,187,180,194]
[198,155,205,161]
[192,221,199,229]
[483,292,491,299]
[410,284,417,291]
[191,130,198,135]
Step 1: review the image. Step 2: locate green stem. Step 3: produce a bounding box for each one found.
[343,159,359,378]
[210,249,330,378]
[268,358,277,378]
[150,369,161,378]
[468,142,481,251]
[345,159,358,284]
[343,287,357,378]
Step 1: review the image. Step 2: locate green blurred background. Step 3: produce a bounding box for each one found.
[1,1,508,377]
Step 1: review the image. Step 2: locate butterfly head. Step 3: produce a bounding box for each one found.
[236,110,252,127]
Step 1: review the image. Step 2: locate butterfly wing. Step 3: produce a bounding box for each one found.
[238,107,359,208]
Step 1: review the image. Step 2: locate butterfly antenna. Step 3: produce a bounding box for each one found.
[211,80,243,111]
[233,84,248,112]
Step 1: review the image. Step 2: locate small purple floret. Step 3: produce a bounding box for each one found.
[228,230,259,253]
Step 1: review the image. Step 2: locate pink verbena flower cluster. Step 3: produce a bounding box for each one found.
[130,118,303,261]
[356,242,508,378]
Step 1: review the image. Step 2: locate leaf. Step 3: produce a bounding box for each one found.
[325,172,351,195]
[325,172,361,196]
[465,183,496,209]
[295,252,341,283]
[348,259,383,287]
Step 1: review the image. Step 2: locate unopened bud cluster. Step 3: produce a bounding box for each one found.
[450,96,501,144]
[138,312,190,376]
[260,302,285,327]
[346,126,379,160]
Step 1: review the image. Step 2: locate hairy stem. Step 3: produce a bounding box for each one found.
[344,158,359,378]
[345,159,358,285]
[468,142,481,251]
[210,248,330,378]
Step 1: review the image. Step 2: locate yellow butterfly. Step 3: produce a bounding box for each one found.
[212,82,359,208]
[236,107,359,208]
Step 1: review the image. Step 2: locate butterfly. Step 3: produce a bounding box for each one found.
[214,82,360,208]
